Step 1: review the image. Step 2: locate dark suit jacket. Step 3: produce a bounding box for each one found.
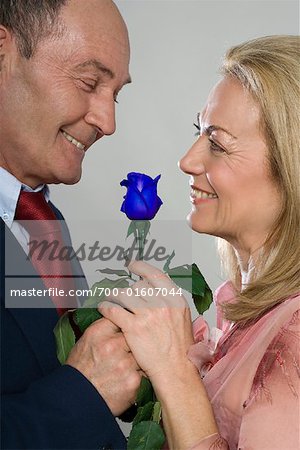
[0,204,126,449]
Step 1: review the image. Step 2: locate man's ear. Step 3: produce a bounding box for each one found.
[0,26,15,72]
[0,26,9,48]
[0,28,6,72]
[0,26,17,53]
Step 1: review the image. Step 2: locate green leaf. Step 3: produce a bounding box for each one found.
[191,263,207,296]
[82,277,130,308]
[167,264,194,293]
[166,263,210,297]
[74,308,102,334]
[127,220,137,238]
[152,401,162,424]
[54,313,75,365]
[167,263,212,314]
[132,402,155,426]
[97,268,129,277]
[136,377,154,407]
[162,250,176,272]
[193,286,213,315]
[127,421,165,450]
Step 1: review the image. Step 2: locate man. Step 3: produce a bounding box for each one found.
[0,0,141,448]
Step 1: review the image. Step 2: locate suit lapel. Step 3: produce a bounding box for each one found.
[1,205,88,374]
[49,202,89,292]
[1,220,61,374]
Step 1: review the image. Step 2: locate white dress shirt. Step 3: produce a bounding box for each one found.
[0,167,50,254]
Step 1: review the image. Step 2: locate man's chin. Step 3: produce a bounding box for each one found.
[52,169,82,186]
[65,174,82,185]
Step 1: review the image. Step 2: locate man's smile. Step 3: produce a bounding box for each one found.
[61,129,86,150]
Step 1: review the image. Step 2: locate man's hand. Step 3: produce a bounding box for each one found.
[66,318,142,416]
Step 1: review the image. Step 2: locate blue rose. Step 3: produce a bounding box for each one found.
[120,172,163,220]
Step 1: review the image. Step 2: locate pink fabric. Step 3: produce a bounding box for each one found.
[189,433,229,449]
[188,282,300,449]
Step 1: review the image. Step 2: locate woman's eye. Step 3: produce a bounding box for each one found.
[208,138,226,153]
[193,123,200,136]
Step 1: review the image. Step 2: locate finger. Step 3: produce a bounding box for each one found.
[91,316,120,334]
[99,301,133,331]
[131,280,155,301]
[131,279,169,307]
[129,261,186,307]
[131,279,150,293]
[104,288,147,313]
[112,332,131,353]
[128,260,174,289]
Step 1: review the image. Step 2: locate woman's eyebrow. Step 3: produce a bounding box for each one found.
[196,112,237,140]
[204,125,237,140]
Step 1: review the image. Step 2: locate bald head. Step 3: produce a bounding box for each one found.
[59,0,130,59]
[0,0,129,59]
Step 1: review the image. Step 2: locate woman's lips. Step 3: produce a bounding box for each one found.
[190,185,218,201]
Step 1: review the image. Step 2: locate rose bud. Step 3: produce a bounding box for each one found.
[120,172,163,220]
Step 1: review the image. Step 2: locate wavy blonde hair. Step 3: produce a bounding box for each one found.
[217,35,300,325]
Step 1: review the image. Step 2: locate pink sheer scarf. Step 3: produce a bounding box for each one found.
[188,282,300,449]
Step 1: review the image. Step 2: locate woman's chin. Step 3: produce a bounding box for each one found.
[187,213,205,233]
[187,212,220,237]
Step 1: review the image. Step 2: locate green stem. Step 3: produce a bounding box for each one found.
[136,227,145,260]
[125,220,151,277]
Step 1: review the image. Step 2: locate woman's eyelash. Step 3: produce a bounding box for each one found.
[193,123,226,153]
[208,138,225,153]
[193,123,200,136]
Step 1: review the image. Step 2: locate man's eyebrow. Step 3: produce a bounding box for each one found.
[197,113,237,140]
[75,59,132,85]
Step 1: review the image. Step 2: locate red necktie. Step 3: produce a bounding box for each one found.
[15,191,77,315]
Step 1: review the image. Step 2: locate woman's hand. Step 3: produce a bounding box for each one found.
[98,260,195,384]
[99,260,219,449]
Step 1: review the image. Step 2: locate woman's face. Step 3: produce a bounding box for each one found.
[179,76,281,253]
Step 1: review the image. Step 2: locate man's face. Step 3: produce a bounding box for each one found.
[0,0,130,187]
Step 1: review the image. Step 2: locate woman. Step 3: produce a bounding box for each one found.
[100,35,300,449]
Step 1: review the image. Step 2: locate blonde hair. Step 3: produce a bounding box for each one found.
[217,35,300,325]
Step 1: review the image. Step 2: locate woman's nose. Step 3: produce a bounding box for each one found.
[178,141,206,175]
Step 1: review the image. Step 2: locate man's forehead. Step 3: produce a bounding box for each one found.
[61,0,126,33]
[75,60,114,78]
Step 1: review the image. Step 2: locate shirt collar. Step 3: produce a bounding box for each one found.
[0,167,50,228]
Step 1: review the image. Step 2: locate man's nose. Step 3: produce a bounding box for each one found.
[178,141,206,175]
[85,94,116,136]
